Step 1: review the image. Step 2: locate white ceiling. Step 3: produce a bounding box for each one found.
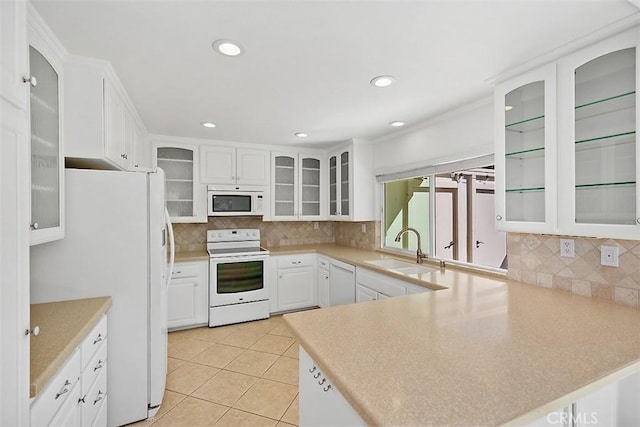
[32,0,638,148]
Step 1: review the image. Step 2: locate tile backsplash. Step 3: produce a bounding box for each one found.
[507,233,640,309]
[172,219,381,253]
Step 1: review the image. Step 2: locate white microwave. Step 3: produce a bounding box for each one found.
[207,185,264,216]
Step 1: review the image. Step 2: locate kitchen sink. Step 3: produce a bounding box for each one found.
[364,258,436,274]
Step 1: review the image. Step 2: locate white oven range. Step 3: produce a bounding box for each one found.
[208,229,270,327]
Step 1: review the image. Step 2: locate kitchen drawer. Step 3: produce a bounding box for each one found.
[82,337,107,395]
[81,315,107,370]
[171,261,203,279]
[356,268,406,298]
[81,364,107,427]
[31,348,81,427]
[277,254,315,269]
[317,255,330,270]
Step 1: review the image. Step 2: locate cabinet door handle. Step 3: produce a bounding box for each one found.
[318,378,326,385]
[309,366,317,373]
[23,76,37,87]
[93,360,104,372]
[496,215,503,221]
[323,384,332,392]
[93,390,104,405]
[292,261,301,265]
[93,334,103,345]
[55,380,71,399]
[25,326,40,336]
[121,153,128,160]
[78,394,87,404]
[313,372,321,379]
[30,222,39,230]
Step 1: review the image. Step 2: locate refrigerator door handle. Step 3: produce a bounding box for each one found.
[164,208,175,287]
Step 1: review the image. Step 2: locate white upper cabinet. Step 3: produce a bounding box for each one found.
[557,29,640,239]
[28,8,65,245]
[327,140,375,221]
[494,63,557,233]
[495,27,640,239]
[64,56,147,171]
[153,140,206,223]
[200,145,269,186]
[1,0,28,109]
[271,151,324,221]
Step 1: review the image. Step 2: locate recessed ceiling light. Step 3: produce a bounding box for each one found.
[505,105,514,111]
[212,39,244,57]
[201,122,216,128]
[389,121,406,127]
[295,132,308,138]
[370,75,395,88]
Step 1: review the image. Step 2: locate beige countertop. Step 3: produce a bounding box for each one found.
[30,297,112,398]
[281,245,640,426]
[175,250,209,262]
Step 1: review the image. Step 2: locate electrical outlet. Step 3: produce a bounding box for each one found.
[361,223,367,233]
[560,239,575,258]
[313,222,319,230]
[600,245,619,267]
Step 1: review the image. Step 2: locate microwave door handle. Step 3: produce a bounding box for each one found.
[165,208,175,286]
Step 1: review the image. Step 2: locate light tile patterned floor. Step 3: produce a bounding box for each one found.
[130,315,299,427]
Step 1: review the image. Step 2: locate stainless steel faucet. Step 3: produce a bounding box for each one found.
[394,227,428,264]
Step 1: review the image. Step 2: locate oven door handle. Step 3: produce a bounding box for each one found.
[210,255,270,263]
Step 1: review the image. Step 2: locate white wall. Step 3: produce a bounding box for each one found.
[372,98,494,174]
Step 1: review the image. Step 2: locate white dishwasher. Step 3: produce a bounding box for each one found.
[329,259,356,306]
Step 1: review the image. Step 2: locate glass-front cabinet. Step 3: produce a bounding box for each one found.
[494,63,557,233]
[153,142,206,223]
[271,152,324,220]
[558,30,640,238]
[28,41,64,245]
[328,149,351,219]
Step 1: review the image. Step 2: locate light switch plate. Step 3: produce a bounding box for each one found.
[600,245,619,267]
[560,239,575,258]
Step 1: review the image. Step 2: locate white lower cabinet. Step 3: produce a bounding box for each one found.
[528,372,640,427]
[299,345,365,426]
[355,267,431,302]
[274,254,317,312]
[168,260,208,330]
[31,315,108,427]
[328,259,355,306]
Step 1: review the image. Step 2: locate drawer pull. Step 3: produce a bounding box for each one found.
[323,384,332,392]
[93,390,104,405]
[318,378,326,385]
[292,261,301,264]
[313,372,321,379]
[55,380,71,400]
[93,360,104,372]
[79,395,86,404]
[309,366,316,373]
[172,270,182,275]
[93,334,103,345]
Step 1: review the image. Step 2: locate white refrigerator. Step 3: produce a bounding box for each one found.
[30,168,174,427]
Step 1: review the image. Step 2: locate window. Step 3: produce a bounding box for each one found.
[383,166,507,270]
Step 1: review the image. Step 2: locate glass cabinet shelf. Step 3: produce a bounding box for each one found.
[30,92,58,114]
[575,131,635,145]
[157,158,193,164]
[575,181,635,188]
[505,115,545,133]
[505,147,545,158]
[575,90,634,114]
[505,187,545,193]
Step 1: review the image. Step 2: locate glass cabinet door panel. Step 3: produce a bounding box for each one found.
[29,46,60,230]
[329,155,337,215]
[157,147,194,217]
[504,81,545,222]
[340,151,350,216]
[274,155,295,216]
[574,48,636,224]
[301,157,320,216]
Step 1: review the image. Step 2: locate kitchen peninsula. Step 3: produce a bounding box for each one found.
[284,262,640,426]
